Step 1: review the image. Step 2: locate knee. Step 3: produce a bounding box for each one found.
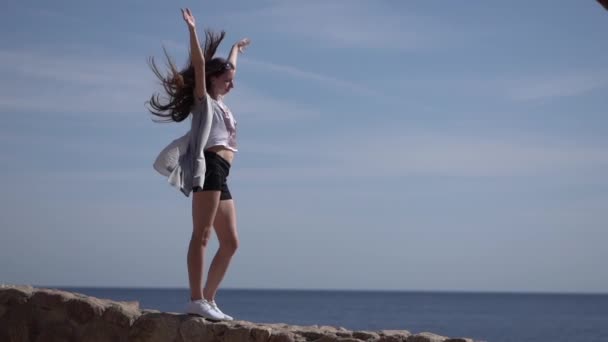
[220,236,239,255]
[191,227,212,247]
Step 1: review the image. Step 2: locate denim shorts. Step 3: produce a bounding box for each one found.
[193,151,232,200]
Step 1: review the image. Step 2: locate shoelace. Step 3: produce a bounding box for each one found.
[209,301,223,313]
[193,299,214,309]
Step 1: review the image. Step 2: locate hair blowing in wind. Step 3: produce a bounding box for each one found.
[146,30,227,123]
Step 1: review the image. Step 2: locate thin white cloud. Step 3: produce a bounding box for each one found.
[237,127,608,182]
[241,58,383,98]
[0,89,149,115]
[227,85,321,121]
[223,1,450,50]
[0,47,326,120]
[131,32,374,92]
[369,137,608,177]
[134,37,385,99]
[0,49,151,87]
[0,48,153,115]
[508,71,608,101]
[387,69,608,103]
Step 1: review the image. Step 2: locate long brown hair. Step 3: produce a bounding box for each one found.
[147,30,228,122]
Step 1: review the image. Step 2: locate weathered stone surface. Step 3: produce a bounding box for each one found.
[251,325,273,342]
[319,326,339,333]
[337,338,365,342]
[30,288,75,310]
[0,314,30,342]
[265,323,293,330]
[224,325,254,342]
[293,326,326,341]
[30,305,70,330]
[129,312,181,342]
[0,302,32,342]
[179,316,215,342]
[103,301,141,327]
[379,330,411,342]
[313,335,340,342]
[209,320,232,338]
[0,285,34,305]
[34,322,74,342]
[270,331,297,342]
[336,331,354,338]
[353,330,380,341]
[407,332,448,342]
[79,319,129,342]
[0,286,476,342]
[66,296,106,324]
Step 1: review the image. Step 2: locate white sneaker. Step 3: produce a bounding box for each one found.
[186,299,225,320]
[209,300,234,321]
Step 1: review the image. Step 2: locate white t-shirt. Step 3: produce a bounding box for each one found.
[204,98,237,152]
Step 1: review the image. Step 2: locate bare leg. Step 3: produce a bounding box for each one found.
[188,190,221,300]
[203,199,239,301]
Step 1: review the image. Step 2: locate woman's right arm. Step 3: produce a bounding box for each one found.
[182,8,206,100]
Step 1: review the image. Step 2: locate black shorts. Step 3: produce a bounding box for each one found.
[193,151,232,200]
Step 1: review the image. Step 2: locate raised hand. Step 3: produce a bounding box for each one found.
[235,38,251,53]
[181,8,196,29]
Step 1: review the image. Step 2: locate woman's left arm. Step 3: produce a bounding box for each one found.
[228,38,251,71]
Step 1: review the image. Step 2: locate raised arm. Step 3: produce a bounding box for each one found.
[228,38,251,72]
[181,8,206,100]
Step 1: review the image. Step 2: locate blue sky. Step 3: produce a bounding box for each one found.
[1,0,607,293]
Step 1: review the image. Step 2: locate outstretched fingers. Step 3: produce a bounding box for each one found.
[237,38,251,53]
[181,8,196,27]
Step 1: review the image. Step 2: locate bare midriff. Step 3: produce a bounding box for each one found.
[207,145,235,164]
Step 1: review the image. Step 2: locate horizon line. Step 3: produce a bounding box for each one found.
[20,284,608,296]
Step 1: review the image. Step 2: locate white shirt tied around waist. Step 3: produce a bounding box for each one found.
[152,95,237,197]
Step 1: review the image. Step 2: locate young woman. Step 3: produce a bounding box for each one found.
[148,8,250,320]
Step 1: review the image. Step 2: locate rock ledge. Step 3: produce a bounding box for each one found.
[0,285,475,342]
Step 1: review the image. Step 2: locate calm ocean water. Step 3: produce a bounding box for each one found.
[59,288,608,342]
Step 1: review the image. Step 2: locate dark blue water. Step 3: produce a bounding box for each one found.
[59,288,608,342]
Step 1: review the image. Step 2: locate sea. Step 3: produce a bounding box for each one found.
[58,288,608,342]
